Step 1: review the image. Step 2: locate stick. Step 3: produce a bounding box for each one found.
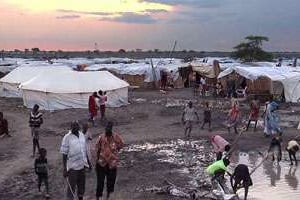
[250,151,268,175]
[65,178,78,200]
[224,129,245,158]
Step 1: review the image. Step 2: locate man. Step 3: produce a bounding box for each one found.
[230,164,253,200]
[286,139,299,165]
[268,136,282,163]
[0,112,10,138]
[95,122,124,200]
[181,101,199,137]
[29,104,43,157]
[211,135,231,160]
[246,96,260,131]
[60,121,88,200]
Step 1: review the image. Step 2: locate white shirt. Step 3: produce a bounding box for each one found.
[287,140,299,150]
[60,131,89,171]
[184,106,196,121]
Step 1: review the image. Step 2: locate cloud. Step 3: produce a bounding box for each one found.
[140,0,223,8]
[56,15,81,19]
[57,9,112,16]
[99,12,157,24]
[144,8,168,13]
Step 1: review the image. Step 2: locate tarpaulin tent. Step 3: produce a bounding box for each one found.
[218,66,300,102]
[0,66,72,97]
[20,70,129,110]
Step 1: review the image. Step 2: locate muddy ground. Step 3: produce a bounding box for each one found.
[0,88,300,200]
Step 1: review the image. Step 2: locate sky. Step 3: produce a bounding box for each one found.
[0,0,300,51]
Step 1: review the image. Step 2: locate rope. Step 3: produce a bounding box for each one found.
[224,129,245,158]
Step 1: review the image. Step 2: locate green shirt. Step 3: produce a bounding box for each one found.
[206,160,227,175]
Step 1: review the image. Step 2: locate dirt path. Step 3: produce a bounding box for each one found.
[0,89,299,200]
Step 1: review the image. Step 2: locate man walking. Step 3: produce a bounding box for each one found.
[60,121,88,200]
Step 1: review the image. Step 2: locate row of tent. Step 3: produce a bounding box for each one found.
[0,66,129,110]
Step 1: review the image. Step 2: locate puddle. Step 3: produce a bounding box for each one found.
[123,139,300,200]
[230,151,300,200]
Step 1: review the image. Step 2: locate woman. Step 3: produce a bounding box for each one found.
[88,92,98,125]
[246,96,260,131]
[227,101,240,134]
[263,100,281,137]
[95,122,124,200]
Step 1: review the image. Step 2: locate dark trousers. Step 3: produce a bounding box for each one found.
[33,138,40,156]
[216,152,223,161]
[288,149,298,165]
[67,169,85,200]
[96,164,117,198]
[38,174,49,193]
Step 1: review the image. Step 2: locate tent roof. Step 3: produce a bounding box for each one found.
[20,70,129,93]
[218,66,300,81]
[0,66,72,84]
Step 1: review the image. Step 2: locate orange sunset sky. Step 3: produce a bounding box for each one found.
[1,0,300,51]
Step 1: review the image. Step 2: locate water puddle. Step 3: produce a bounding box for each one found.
[123,139,300,200]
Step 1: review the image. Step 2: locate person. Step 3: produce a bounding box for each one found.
[181,101,199,137]
[227,101,240,134]
[246,96,260,131]
[95,122,124,200]
[206,158,231,191]
[82,123,93,170]
[88,92,98,126]
[98,90,108,120]
[286,139,299,165]
[34,148,50,198]
[200,76,206,96]
[268,136,282,163]
[29,104,43,157]
[230,164,253,200]
[0,111,10,137]
[211,135,231,160]
[263,99,281,137]
[60,121,88,200]
[168,70,175,88]
[160,70,168,90]
[201,102,212,131]
[216,80,223,97]
[227,77,236,98]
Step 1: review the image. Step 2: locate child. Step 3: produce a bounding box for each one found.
[211,135,231,160]
[286,140,299,165]
[268,136,282,162]
[29,104,43,157]
[34,148,50,198]
[98,90,108,120]
[201,102,212,131]
[206,158,231,191]
[230,164,253,200]
[88,92,98,126]
[181,101,199,137]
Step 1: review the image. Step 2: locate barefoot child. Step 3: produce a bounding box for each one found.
[181,101,199,137]
[29,104,43,157]
[201,102,212,131]
[286,139,299,165]
[211,135,231,160]
[230,164,253,200]
[34,148,50,198]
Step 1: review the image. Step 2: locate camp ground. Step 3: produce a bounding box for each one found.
[0,57,300,200]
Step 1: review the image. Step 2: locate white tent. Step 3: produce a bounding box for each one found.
[0,66,72,97]
[20,70,129,110]
[218,65,300,102]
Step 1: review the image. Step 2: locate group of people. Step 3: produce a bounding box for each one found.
[60,121,123,200]
[88,90,108,125]
[160,69,176,90]
[180,95,300,200]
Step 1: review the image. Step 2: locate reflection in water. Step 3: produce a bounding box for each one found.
[263,162,281,186]
[285,166,299,190]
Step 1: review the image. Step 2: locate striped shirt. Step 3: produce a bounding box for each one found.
[29,112,43,128]
[60,131,89,171]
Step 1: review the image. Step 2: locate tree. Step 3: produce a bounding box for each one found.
[118,49,126,53]
[31,47,40,52]
[232,35,273,62]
